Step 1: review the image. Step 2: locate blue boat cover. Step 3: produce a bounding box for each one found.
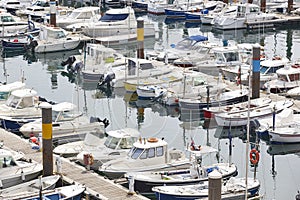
[189,35,208,42]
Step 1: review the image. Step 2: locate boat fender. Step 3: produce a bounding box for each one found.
[148,137,158,143]
[28,21,35,30]
[249,148,260,165]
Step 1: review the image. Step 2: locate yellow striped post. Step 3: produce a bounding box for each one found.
[137,18,144,59]
[41,102,53,176]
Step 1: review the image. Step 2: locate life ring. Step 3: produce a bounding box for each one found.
[147,137,158,143]
[249,148,260,165]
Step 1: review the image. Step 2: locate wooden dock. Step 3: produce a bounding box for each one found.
[0,129,149,200]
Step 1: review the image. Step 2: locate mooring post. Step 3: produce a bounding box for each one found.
[137,17,144,59]
[50,0,56,27]
[41,102,53,176]
[252,44,261,99]
[208,170,222,200]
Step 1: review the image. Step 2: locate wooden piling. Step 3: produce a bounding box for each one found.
[41,102,53,176]
[252,44,260,99]
[208,170,222,200]
[50,0,56,26]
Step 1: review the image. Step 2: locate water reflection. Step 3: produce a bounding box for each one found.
[267,143,300,156]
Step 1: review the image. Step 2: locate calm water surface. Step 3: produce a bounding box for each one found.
[1,14,300,199]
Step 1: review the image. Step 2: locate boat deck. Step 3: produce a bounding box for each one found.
[0,129,149,200]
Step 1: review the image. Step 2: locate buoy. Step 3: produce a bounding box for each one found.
[249,148,260,165]
[147,137,158,143]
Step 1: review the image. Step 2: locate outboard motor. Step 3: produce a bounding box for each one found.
[61,56,76,67]
[90,117,110,128]
[98,72,116,88]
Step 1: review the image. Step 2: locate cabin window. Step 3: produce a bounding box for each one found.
[6,95,21,108]
[100,13,129,22]
[224,52,238,62]
[140,149,148,159]
[77,12,93,19]
[69,11,81,19]
[289,73,300,81]
[175,39,193,50]
[140,63,154,70]
[131,148,143,159]
[1,16,15,22]
[119,138,131,149]
[215,53,224,63]
[278,74,288,81]
[104,135,120,149]
[148,148,155,158]
[156,146,164,157]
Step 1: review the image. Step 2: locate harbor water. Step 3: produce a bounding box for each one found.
[1,14,300,199]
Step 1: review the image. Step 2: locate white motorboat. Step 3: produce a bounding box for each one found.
[152,176,260,199]
[212,3,280,30]
[0,12,31,38]
[160,71,225,106]
[108,58,179,88]
[201,4,237,25]
[214,99,294,127]
[0,88,44,133]
[136,85,167,100]
[2,183,86,200]
[53,129,107,157]
[19,102,106,138]
[0,0,31,15]
[76,127,140,170]
[202,97,272,119]
[0,175,60,198]
[263,64,300,93]
[126,145,237,195]
[33,25,81,53]
[99,137,191,179]
[57,6,101,30]
[79,43,125,82]
[80,6,155,39]
[0,148,43,189]
[240,56,290,88]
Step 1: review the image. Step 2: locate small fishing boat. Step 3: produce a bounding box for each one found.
[0,175,60,198]
[136,85,167,100]
[263,64,300,93]
[214,99,294,127]
[99,137,191,179]
[76,127,140,170]
[19,102,107,138]
[0,81,25,104]
[152,176,260,199]
[0,88,45,133]
[33,25,81,53]
[202,97,272,119]
[2,183,86,200]
[0,148,43,189]
[126,145,237,195]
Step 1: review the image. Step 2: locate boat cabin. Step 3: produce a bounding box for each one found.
[260,57,289,75]
[39,25,68,40]
[51,102,81,122]
[66,6,100,20]
[173,35,208,51]
[103,128,140,150]
[127,138,185,163]
[277,65,300,83]
[236,3,260,18]
[5,88,37,109]
[0,82,25,102]
[213,46,241,65]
